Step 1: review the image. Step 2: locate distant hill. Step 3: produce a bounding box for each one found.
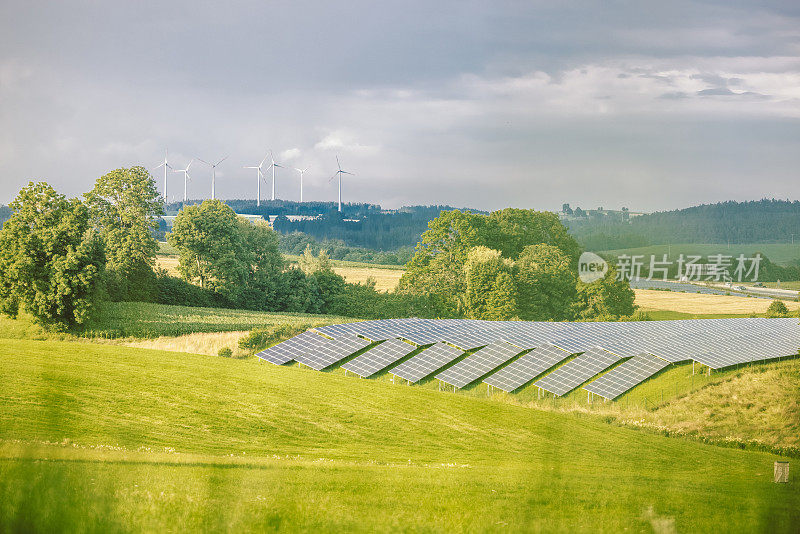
[568,199,800,250]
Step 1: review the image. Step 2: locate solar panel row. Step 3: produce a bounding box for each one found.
[583,352,670,400]
[390,342,465,383]
[534,347,622,396]
[484,344,571,392]
[435,341,522,388]
[341,338,417,378]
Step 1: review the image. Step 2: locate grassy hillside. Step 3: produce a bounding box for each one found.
[1,339,798,532]
[599,243,800,266]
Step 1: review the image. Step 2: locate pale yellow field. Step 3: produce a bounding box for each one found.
[333,266,404,292]
[635,289,799,314]
[116,331,250,358]
[155,256,180,276]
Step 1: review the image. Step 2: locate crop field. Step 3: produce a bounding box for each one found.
[1,338,798,532]
[634,289,799,315]
[332,266,404,291]
[599,243,800,266]
[158,252,405,291]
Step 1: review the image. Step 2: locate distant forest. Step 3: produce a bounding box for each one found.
[569,200,800,250]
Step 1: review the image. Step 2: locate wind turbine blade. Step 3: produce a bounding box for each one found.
[336,155,341,170]
[197,158,211,166]
[328,172,339,182]
[274,163,284,168]
[154,162,165,169]
[341,171,354,175]
[216,155,229,166]
[260,153,269,167]
[244,166,257,169]
[186,159,194,170]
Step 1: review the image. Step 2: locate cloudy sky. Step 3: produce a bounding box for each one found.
[1,1,799,212]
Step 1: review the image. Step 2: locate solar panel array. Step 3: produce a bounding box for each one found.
[341,338,417,378]
[534,347,622,396]
[390,342,465,383]
[260,317,800,399]
[584,352,670,400]
[435,341,522,389]
[484,344,571,392]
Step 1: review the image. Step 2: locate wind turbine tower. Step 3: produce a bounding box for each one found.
[198,155,228,200]
[244,152,269,207]
[173,159,194,203]
[154,150,172,202]
[329,155,354,212]
[268,151,284,201]
[294,167,307,202]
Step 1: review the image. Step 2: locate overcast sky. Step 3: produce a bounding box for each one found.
[1,1,799,212]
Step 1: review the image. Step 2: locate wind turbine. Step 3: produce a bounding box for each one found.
[293,167,307,202]
[172,159,194,203]
[329,155,354,212]
[153,149,172,203]
[197,155,228,200]
[267,151,284,201]
[244,152,269,207]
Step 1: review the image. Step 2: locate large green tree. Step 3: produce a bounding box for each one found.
[168,200,246,297]
[85,166,163,301]
[463,247,518,320]
[0,182,105,327]
[399,208,581,316]
[398,210,487,315]
[515,244,577,321]
[168,201,289,310]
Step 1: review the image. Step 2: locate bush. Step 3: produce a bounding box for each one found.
[327,281,443,319]
[154,268,233,309]
[239,324,311,353]
[217,346,233,357]
[765,300,790,318]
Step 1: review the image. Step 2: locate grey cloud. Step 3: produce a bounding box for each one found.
[0,1,798,212]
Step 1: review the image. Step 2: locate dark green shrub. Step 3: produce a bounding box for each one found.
[218,346,233,357]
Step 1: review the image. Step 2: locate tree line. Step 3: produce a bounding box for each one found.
[0,168,636,329]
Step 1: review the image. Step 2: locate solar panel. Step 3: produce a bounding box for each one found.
[390,342,464,383]
[534,347,622,396]
[483,343,571,392]
[256,330,329,365]
[293,334,371,371]
[583,352,670,400]
[341,338,417,378]
[434,341,522,389]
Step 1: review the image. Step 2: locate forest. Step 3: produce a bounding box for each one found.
[569,199,800,250]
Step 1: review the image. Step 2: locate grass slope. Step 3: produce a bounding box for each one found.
[1,339,798,532]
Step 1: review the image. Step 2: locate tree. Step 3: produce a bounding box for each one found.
[574,267,636,319]
[235,219,286,309]
[0,182,105,327]
[298,244,333,275]
[463,247,518,320]
[399,208,581,316]
[515,244,577,321]
[486,208,581,262]
[85,166,163,301]
[765,300,789,318]
[399,210,487,315]
[168,200,246,297]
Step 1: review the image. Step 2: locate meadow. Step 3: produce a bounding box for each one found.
[634,289,800,315]
[1,338,798,532]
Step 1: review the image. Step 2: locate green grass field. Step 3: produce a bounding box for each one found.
[599,243,800,266]
[1,338,798,532]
